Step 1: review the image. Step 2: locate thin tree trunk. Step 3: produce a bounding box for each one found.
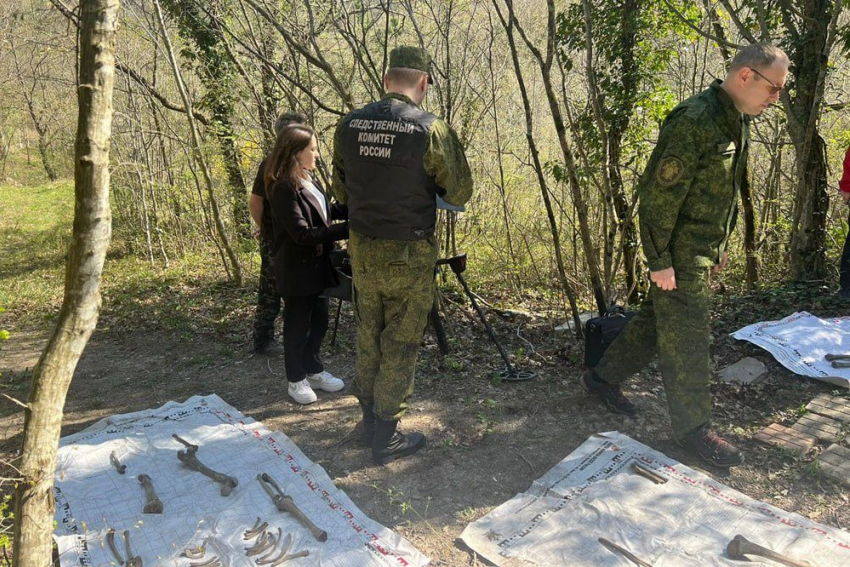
[12,0,118,562]
[10,39,58,182]
[504,0,607,314]
[153,0,242,286]
[493,0,583,336]
[786,0,837,281]
[486,10,518,290]
[740,165,759,288]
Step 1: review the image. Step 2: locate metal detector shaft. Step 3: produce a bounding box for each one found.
[330,298,343,346]
[453,271,515,372]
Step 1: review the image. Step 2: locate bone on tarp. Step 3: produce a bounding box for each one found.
[123,529,143,567]
[253,528,283,560]
[183,544,205,559]
[824,353,850,361]
[245,518,269,540]
[726,534,812,567]
[137,474,164,514]
[598,537,654,567]
[106,528,124,565]
[247,529,279,557]
[110,451,127,474]
[245,530,269,553]
[173,434,238,496]
[257,473,329,542]
[630,462,667,484]
[256,532,293,565]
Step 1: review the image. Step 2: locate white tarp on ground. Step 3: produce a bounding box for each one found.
[53,394,429,567]
[731,311,850,389]
[459,431,850,566]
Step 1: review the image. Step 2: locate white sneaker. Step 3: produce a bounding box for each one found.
[306,371,345,392]
[288,380,317,404]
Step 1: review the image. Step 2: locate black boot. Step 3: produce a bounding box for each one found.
[581,370,637,416]
[353,400,376,447]
[371,416,426,465]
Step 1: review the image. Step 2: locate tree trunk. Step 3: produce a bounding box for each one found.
[783,0,835,281]
[740,165,759,288]
[153,0,242,286]
[493,0,584,336]
[12,0,118,563]
[10,39,58,182]
[161,0,250,238]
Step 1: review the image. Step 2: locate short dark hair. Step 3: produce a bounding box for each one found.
[729,43,789,72]
[385,67,428,89]
[265,124,314,193]
[274,112,307,136]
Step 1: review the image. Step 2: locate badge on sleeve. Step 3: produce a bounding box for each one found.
[656,156,685,187]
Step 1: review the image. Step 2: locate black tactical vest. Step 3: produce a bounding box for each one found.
[338,97,440,240]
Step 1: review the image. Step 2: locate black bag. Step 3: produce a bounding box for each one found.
[584,307,636,368]
[322,250,352,302]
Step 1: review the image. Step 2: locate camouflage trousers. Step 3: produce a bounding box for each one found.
[349,231,437,420]
[253,236,282,349]
[594,268,711,441]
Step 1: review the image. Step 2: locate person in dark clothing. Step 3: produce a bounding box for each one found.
[837,147,850,297]
[265,124,349,404]
[250,112,307,356]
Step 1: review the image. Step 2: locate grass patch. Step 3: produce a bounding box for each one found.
[0,179,260,339]
[0,180,75,319]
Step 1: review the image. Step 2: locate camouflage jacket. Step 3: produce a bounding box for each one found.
[639,80,750,272]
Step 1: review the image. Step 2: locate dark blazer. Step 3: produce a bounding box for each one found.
[267,175,349,297]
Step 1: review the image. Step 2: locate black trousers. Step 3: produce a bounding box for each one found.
[253,237,282,348]
[283,293,328,383]
[842,211,850,291]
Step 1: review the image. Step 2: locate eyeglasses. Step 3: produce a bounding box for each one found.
[748,67,784,95]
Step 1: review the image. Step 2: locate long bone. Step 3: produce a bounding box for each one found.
[727,534,811,567]
[173,434,238,496]
[110,451,126,474]
[106,529,123,565]
[137,474,163,514]
[257,473,328,542]
[123,530,143,567]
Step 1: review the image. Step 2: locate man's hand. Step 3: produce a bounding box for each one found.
[650,267,676,291]
[713,252,728,273]
[253,226,261,241]
[842,191,850,205]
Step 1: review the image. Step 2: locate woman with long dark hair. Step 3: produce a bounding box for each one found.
[265,125,349,404]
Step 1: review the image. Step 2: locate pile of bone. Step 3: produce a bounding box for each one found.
[181,518,310,566]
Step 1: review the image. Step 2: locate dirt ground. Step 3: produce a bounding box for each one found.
[1,287,849,565]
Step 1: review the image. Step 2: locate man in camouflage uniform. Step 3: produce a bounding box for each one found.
[583,44,789,468]
[250,112,306,355]
[332,46,473,465]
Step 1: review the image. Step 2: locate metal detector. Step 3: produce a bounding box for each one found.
[436,253,536,382]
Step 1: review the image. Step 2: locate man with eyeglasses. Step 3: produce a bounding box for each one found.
[582,43,789,468]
